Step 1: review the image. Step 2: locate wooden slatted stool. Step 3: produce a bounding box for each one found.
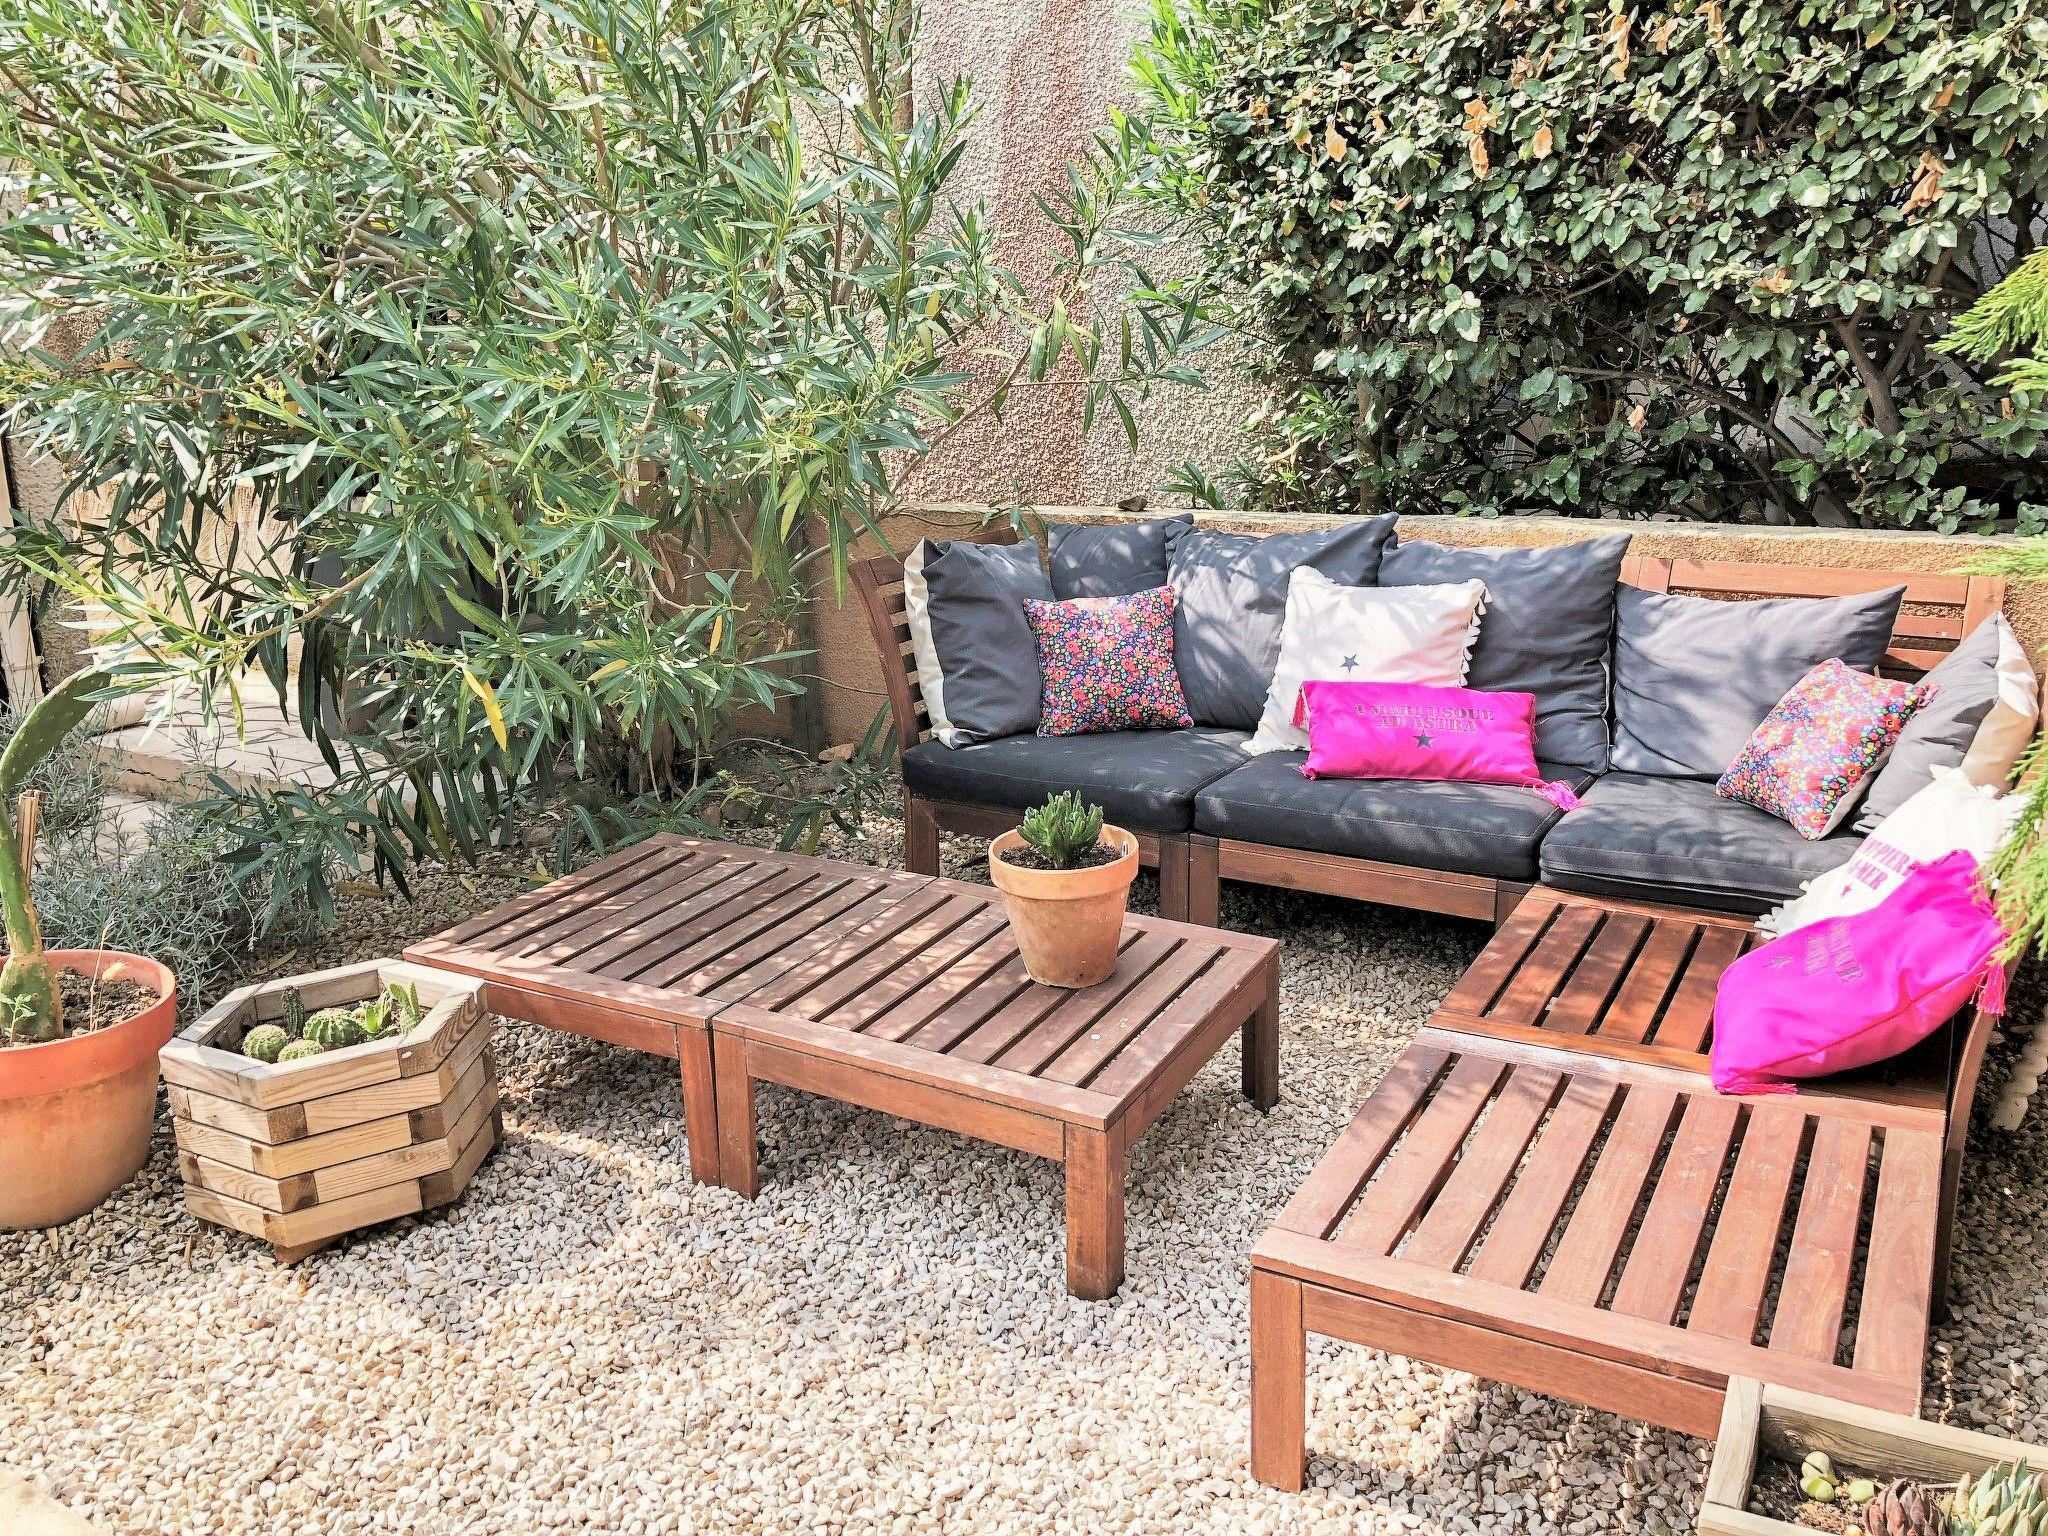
[1249,885,1996,1490]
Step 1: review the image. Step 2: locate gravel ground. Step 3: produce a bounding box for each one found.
[5,810,2048,1535]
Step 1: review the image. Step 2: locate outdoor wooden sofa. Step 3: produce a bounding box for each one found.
[1248,885,2006,1488]
[851,530,2009,930]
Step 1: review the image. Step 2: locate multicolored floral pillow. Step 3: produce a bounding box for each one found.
[1717,659,1934,839]
[1024,586,1193,736]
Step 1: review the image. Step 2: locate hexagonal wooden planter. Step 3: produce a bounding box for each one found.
[161,959,500,1263]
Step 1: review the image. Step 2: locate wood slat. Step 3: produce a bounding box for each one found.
[542,858,787,974]
[1538,1084,1682,1306]
[1653,926,1748,1053]
[1851,1128,1943,1384]
[1465,1076,1624,1288]
[785,895,994,1024]
[509,850,746,964]
[1437,896,1555,1017]
[824,907,1011,1032]
[707,882,958,1003]
[635,873,873,989]
[1078,950,1266,1102]
[1337,1054,1509,1256]
[1597,922,1699,1044]
[427,841,671,949]
[1608,1095,1743,1324]
[1687,1103,1809,1344]
[1037,939,1218,1087]
[1398,1064,1563,1272]
[1546,911,1651,1036]
[1271,1046,1452,1240]
[861,926,1024,1043]
[1485,904,1601,1026]
[962,932,1178,1073]
[1769,1119,1875,1365]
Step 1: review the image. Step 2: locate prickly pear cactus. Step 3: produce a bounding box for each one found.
[279,987,307,1039]
[303,1007,367,1050]
[277,1039,326,1062]
[240,1024,289,1063]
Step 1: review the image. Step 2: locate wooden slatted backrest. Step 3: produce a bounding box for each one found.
[1619,555,2008,679]
[848,527,1023,759]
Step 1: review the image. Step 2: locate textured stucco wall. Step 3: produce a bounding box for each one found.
[808,505,2048,748]
[902,0,1259,509]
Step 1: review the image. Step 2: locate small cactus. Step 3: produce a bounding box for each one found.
[1016,791,1107,869]
[357,994,392,1038]
[240,1024,289,1063]
[279,987,307,1039]
[392,981,424,1033]
[303,1007,367,1050]
[277,1039,326,1062]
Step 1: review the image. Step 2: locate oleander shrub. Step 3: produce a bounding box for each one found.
[1136,0,2048,527]
[0,0,1219,926]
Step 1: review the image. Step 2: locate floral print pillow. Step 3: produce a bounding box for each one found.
[1024,586,1193,736]
[1717,659,1933,839]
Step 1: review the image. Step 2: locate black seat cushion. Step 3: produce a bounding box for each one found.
[902,728,1251,833]
[1538,772,1862,914]
[1193,753,1596,881]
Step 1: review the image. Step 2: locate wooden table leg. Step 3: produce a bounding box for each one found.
[1064,1126,1126,1300]
[679,1029,721,1186]
[1242,967,1279,1111]
[713,1033,759,1198]
[1250,1269,1307,1491]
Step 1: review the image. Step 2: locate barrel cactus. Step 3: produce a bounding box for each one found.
[303,1007,367,1050]
[277,1039,326,1062]
[241,1024,289,1063]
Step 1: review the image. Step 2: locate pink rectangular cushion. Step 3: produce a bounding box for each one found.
[1294,681,1584,810]
[1710,848,2007,1095]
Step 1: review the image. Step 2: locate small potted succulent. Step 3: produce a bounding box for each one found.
[987,792,1139,988]
[0,669,178,1229]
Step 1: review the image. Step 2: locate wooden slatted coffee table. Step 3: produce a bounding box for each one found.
[406,837,937,1184]
[408,837,1280,1298]
[710,872,1279,1298]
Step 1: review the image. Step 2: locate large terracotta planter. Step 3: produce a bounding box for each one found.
[0,949,177,1230]
[988,826,1140,988]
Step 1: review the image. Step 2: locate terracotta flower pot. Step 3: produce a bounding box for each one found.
[0,950,177,1230]
[988,825,1140,989]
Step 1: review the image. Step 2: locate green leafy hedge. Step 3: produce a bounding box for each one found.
[1138,0,2048,528]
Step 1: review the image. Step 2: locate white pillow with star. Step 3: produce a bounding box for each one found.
[1244,568,1488,755]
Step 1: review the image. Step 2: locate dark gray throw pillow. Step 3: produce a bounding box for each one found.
[902,538,1051,747]
[1379,535,1628,772]
[1048,513,1195,599]
[1167,515,1400,730]
[1610,583,1905,779]
[1854,614,2014,830]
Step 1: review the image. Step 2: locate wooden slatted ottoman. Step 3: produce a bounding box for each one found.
[1248,886,1988,1491]
[162,960,501,1263]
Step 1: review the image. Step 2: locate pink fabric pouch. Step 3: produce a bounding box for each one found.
[1294,681,1585,810]
[1710,849,2008,1096]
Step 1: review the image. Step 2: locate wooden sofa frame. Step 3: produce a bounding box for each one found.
[851,534,2009,928]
